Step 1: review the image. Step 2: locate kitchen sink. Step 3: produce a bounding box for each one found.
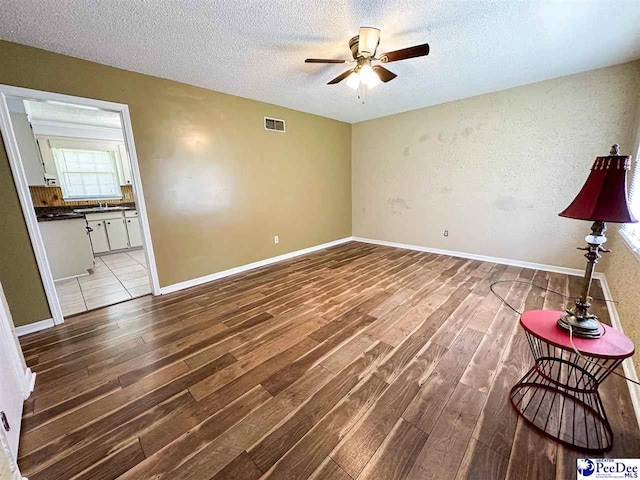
[73,206,129,213]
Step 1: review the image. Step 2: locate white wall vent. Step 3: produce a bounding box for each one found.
[264,117,285,133]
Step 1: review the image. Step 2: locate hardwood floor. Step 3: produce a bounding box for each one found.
[17,242,640,479]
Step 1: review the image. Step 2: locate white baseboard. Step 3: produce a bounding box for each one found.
[14,318,54,337]
[352,236,595,278]
[54,272,90,282]
[598,275,640,431]
[23,368,36,399]
[159,237,353,295]
[160,235,595,296]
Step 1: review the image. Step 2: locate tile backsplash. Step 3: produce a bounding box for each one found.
[30,185,135,207]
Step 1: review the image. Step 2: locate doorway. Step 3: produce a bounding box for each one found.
[0,85,160,328]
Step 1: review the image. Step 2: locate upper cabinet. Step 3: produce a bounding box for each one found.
[9,112,46,186]
[116,143,133,186]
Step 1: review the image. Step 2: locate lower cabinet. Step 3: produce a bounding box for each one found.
[87,220,110,253]
[126,217,143,247]
[105,218,130,250]
[40,218,95,279]
[86,210,142,253]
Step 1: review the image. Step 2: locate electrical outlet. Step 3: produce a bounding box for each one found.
[444,230,449,237]
[274,235,279,244]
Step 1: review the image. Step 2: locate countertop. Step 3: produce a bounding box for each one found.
[36,204,136,222]
[37,212,86,222]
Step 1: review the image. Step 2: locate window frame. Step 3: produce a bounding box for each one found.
[38,137,127,201]
[621,142,640,257]
[53,146,123,201]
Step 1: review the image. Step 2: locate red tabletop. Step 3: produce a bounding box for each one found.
[520,310,635,359]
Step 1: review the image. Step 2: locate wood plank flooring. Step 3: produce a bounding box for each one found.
[17,242,640,479]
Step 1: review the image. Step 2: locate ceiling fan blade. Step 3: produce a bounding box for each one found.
[358,27,380,57]
[379,43,430,63]
[305,58,348,64]
[327,69,354,85]
[373,66,397,83]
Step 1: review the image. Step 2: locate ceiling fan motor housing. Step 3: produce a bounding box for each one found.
[349,36,360,59]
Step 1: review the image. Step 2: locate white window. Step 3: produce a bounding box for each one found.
[53,147,122,200]
[622,156,640,252]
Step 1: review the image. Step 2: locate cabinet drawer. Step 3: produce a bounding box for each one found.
[85,211,126,222]
[124,210,138,218]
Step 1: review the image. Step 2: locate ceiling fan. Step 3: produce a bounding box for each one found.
[305,27,430,90]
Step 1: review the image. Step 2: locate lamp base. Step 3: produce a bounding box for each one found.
[557,311,603,339]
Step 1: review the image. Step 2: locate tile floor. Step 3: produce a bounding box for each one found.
[54,250,151,316]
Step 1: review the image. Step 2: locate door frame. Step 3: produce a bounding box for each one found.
[0,280,32,476]
[0,84,161,327]
[0,282,33,399]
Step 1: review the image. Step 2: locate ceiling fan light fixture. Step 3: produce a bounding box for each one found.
[360,64,381,88]
[358,27,380,57]
[346,72,361,89]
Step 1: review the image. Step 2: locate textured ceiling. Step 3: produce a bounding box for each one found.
[1,0,639,123]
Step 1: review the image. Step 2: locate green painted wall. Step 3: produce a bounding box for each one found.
[0,135,51,326]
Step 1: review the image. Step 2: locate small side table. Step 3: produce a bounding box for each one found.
[510,310,634,452]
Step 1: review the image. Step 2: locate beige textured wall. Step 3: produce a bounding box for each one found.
[353,61,640,270]
[0,41,351,326]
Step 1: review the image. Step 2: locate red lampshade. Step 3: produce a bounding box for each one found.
[559,145,638,224]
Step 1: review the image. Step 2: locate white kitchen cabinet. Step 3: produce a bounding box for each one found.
[34,136,60,185]
[86,210,141,252]
[105,217,130,250]
[39,218,95,279]
[88,220,110,253]
[125,214,142,247]
[117,144,133,186]
[10,112,46,186]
